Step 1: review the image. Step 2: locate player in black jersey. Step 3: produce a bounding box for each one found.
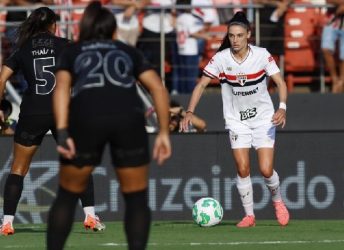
[46,2,171,250]
[0,7,105,236]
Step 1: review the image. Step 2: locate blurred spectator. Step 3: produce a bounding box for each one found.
[174,0,212,94]
[70,0,109,40]
[111,0,147,46]
[321,0,344,93]
[253,0,292,91]
[192,0,219,57]
[169,100,206,132]
[253,0,292,58]
[137,0,176,91]
[145,99,207,132]
[213,0,243,24]
[0,99,16,135]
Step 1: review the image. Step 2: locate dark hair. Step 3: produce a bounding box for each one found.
[16,7,57,48]
[79,1,117,41]
[217,11,250,52]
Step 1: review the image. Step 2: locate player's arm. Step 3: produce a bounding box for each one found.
[270,72,288,128]
[138,69,171,165]
[0,65,14,124]
[53,70,75,159]
[179,75,212,132]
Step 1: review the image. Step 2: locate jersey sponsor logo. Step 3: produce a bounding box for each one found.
[240,107,257,121]
[236,73,247,86]
[232,86,259,96]
[230,133,238,142]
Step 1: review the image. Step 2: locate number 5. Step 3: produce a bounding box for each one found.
[34,57,56,95]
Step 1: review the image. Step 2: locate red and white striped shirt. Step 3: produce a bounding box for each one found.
[203,45,280,128]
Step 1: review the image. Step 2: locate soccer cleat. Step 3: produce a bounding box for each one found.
[273,200,290,226]
[236,215,256,228]
[83,215,106,232]
[0,222,15,236]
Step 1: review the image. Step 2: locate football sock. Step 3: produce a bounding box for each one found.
[79,174,94,207]
[264,170,282,202]
[47,186,79,250]
[3,174,24,217]
[123,189,151,250]
[79,175,95,219]
[236,175,254,216]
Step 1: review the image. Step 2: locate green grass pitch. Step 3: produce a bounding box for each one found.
[1,220,344,249]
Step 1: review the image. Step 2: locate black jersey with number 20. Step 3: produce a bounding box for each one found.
[56,40,153,119]
[5,32,69,116]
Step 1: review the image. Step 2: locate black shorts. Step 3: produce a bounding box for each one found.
[14,114,56,146]
[61,112,150,168]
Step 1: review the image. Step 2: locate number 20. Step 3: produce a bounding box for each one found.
[73,50,135,95]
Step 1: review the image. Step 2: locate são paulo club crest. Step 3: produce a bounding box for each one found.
[236,73,247,86]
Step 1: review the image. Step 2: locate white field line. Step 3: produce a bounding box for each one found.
[3,239,344,248]
[100,239,344,247]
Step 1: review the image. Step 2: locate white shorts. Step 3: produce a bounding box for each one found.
[228,122,276,149]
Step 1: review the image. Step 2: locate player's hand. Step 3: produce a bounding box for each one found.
[179,112,193,132]
[56,128,76,159]
[0,109,5,125]
[153,132,171,165]
[272,109,286,128]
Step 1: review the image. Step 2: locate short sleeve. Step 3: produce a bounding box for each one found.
[4,49,20,72]
[132,49,154,78]
[55,45,73,73]
[203,53,221,79]
[263,49,280,76]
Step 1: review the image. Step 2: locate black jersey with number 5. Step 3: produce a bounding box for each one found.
[56,40,153,118]
[5,32,69,116]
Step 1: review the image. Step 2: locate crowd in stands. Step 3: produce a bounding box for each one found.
[0,0,344,96]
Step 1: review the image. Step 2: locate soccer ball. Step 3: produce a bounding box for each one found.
[192,197,223,227]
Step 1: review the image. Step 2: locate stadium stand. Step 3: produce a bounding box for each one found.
[284,0,330,91]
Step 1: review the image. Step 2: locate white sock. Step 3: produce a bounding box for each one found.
[236,175,254,216]
[264,170,282,202]
[3,215,14,225]
[83,206,95,221]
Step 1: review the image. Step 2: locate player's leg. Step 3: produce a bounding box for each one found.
[228,127,255,227]
[79,175,105,231]
[51,126,105,231]
[47,164,94,250]
[116,165,150,250]
[1,143,38,235]
[232,148,256,227]
[254,124,289,226]
[1,115,47,236]
[110,112,151,249]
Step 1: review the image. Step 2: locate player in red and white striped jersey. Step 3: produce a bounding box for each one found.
[181,11,290,228]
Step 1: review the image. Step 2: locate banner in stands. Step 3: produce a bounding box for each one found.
[0,132,343,223]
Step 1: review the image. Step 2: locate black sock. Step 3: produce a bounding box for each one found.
[123,189,151,250]
[79,175,94,207]
[47,186,79,250]
[3,174,24,215]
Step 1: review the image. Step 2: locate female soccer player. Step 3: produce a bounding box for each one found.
[46,2,171,249]
[180,11,290,227]
[0,7,104,236]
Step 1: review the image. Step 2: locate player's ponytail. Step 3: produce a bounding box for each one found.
[79,1,117,41]
[16,7,57,48]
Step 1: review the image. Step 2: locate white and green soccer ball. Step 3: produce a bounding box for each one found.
[192,197,223,227]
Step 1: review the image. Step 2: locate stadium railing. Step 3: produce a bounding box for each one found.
[0,3,335,94]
